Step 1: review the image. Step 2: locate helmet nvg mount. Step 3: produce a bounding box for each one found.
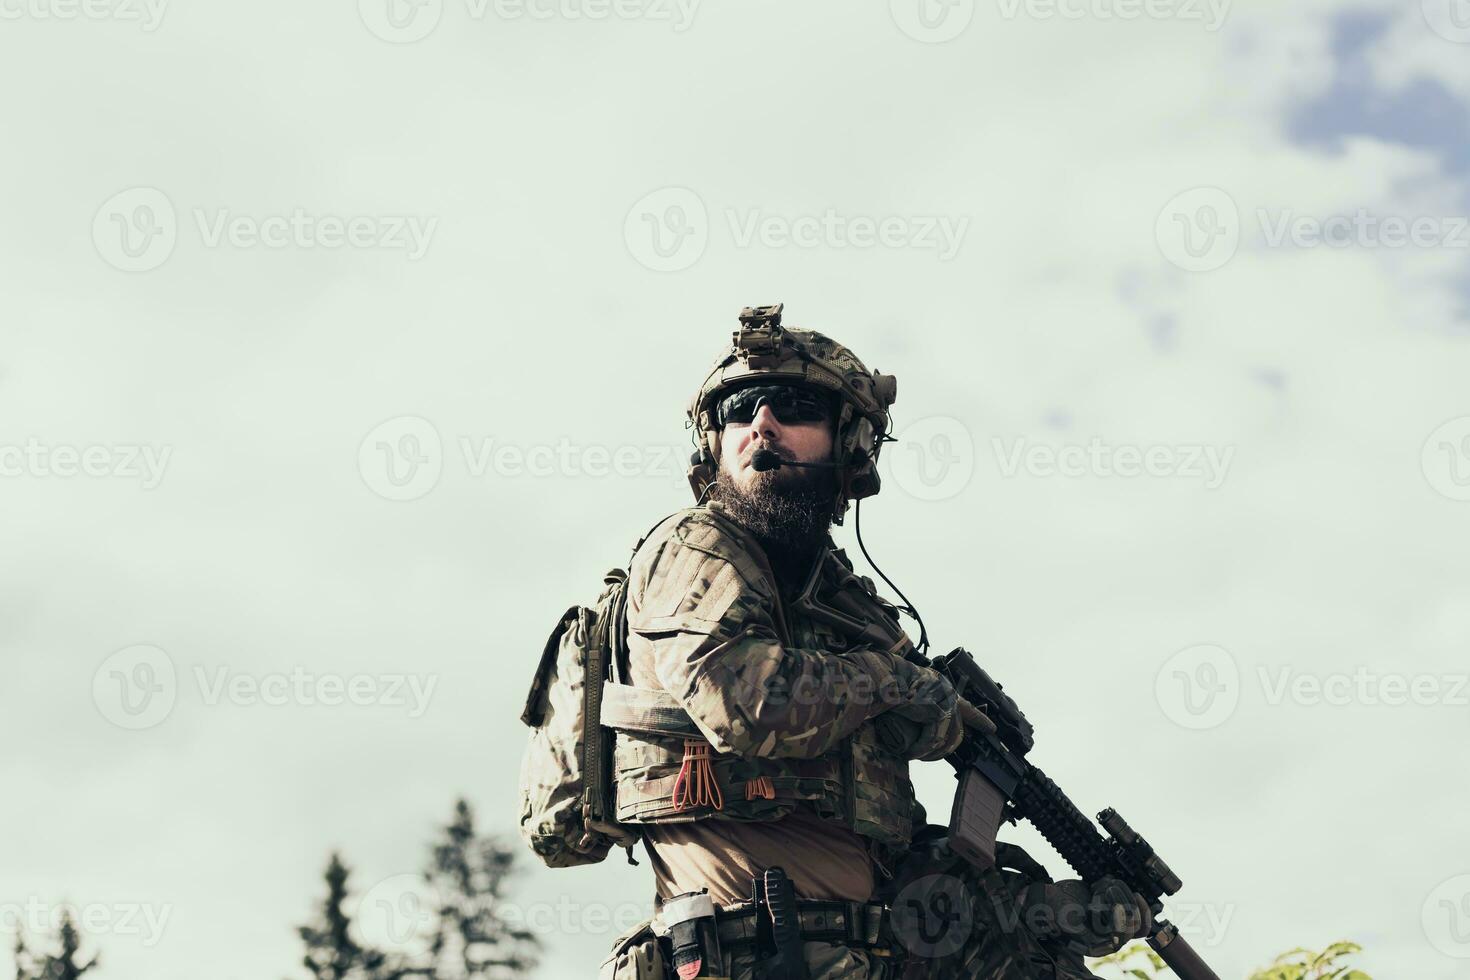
[686,303,898,524]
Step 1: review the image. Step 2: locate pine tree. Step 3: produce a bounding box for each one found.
[298,853,395,980]
[13,931,31,980]
[422,800,538,980]
[294,801,538,980]
[12,911,98,980]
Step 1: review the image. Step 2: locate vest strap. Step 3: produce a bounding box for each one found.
[602,683,702,737]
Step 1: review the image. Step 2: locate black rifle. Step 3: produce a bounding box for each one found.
[923,646,1222,980]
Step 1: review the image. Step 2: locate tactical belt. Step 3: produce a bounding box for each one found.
[711,898,894,952]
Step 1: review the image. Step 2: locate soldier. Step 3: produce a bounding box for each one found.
[595,305,1150,979]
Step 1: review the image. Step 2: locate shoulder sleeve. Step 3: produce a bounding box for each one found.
[627,509,774,635]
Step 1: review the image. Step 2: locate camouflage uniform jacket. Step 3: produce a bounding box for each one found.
[609,502,928,858]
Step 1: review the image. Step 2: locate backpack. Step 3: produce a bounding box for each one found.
[518,519,675,868]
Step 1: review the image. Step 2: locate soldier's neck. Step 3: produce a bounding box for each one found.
[759,535,827,601]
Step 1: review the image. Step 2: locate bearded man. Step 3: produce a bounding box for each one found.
[591,305,1149,980]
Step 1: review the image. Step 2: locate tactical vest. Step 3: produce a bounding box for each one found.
[602,508,921,856]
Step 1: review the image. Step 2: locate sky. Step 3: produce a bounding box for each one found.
[2,1,1469,978]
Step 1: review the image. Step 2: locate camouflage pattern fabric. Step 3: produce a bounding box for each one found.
[613,502,956,850]
[518,575,640,868]
[601,500,1108,978]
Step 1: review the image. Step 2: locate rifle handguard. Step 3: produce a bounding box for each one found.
[957,698,996,735]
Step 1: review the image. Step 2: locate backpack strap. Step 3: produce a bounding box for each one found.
[602,570,631,688]
[609,511,686,686]
[581,604,616,833]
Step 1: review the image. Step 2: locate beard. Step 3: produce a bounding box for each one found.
[708,455,838,585]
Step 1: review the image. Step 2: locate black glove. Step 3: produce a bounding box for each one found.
[1020,876,1154,956]
[875,661,965,761]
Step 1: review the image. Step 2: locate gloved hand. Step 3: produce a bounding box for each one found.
[874,660,966,761]
[1020,876,1154,956]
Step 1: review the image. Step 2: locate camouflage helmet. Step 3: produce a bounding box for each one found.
[686,304,898,524]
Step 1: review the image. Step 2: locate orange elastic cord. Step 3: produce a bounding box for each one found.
[745,775,775,801]
[671,739,724,812]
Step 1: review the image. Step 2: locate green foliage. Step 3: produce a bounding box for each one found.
[1090,942,1169,979]
[1246,942,1371,980]
[1088,940,1373,980]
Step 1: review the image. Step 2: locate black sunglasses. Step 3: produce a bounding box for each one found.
[715,384,833,427]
